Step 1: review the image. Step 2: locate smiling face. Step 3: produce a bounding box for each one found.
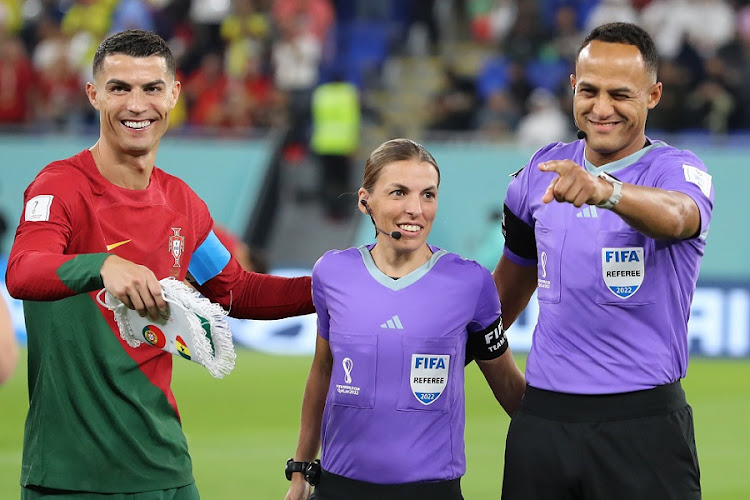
[358,158,439,255]
[86,54,180,159]
[572,40,662,165]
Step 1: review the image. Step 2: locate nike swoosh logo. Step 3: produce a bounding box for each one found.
[106,239,132,251]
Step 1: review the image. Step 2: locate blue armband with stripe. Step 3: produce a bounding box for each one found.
[188,230,231,285]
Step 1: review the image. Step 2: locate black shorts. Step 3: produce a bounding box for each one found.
[502,381,701,500]
[310,469,463,500]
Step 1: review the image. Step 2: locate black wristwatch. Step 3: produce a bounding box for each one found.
[285,458,321,486]
[285,458,308,480]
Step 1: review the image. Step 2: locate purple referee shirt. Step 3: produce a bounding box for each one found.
[312,245,502,483]
[503,139,714,394]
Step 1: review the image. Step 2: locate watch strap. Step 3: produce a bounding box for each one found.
[285,458,309,481]
[596,171,623,209]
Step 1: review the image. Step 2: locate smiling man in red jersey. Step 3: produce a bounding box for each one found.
[6,30,314,500]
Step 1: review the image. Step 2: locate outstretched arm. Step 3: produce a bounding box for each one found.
[285,334,332,500]
[539,160,700,240]
[195,258,314,320]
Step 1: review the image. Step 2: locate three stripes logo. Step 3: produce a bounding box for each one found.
[381,315,403,330]
[576,206,598,218]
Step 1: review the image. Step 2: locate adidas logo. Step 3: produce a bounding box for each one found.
[381,315,403,330]
[576,206,598,218]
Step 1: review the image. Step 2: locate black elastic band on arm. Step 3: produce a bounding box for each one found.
[467,316,508,361]
[502,204,536,260]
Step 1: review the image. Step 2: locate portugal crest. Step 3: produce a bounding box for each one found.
[169,228,185,267]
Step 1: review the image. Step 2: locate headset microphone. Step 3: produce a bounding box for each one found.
[577,130,587,140]
[360,200,402,240]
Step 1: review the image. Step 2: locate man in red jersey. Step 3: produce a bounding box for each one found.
[5,29,314,499]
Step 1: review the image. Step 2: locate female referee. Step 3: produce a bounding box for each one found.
[284,138,526,500]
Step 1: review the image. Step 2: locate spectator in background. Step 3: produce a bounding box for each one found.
[505,60,534,114]
[716,6,750,128]
[515,87,571,150]
[550,4,582,63]
[272,0,334,44]
[0,36,35,125]
[685,54,741,134]
[476,87,522,138]
[0,0,23,35]
[188,0,230,57]
[501,1,546,63]
[310,72,361,220]
[645,58,690,132]
[183,51,226,127]
[272,16,322,147]
[427,65,480,131]
[60,0,116,81]
[32,15,86,131]
[467,0,517,44]
[220,0,271,80]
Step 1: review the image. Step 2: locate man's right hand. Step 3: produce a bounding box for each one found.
[100,255,166,321]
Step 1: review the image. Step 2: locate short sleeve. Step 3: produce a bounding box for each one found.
[469,263,502,333]
[652,150,714,235]
[311,255,330,340]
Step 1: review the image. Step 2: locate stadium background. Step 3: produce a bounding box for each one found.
[1,0,749,498]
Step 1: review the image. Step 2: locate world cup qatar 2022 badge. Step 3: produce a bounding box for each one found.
[410,354,449,405]
[169,228,185,267]
[602,247,644,299]
[335,357,360,396]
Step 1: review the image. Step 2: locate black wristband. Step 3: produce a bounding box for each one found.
[285,458,308,481]
[285,458,322,486]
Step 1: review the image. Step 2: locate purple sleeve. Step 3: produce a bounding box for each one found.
[312,254,330,340]
[469,264,503,333]
[503,162,538,267]
[652,150,714,235]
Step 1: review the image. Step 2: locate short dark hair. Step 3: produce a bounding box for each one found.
[362,138,440,193]
[577,22,658,79]
[92,29,176,78]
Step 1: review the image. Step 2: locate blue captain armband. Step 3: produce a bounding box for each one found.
[188,230,231,285]
[467,316,508,361]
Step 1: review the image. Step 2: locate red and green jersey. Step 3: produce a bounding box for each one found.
[6,150,314,493]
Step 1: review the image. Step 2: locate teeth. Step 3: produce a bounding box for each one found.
[398,224,421,232]
[124,121,150,129]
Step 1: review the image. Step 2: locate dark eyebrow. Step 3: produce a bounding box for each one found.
[386,183,439,192]
[105,79,166,88]
[577,82,633,94]
[606,87,633,94]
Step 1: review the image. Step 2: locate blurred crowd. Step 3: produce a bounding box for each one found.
[431,0,750,147]
[1,0,750,142]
